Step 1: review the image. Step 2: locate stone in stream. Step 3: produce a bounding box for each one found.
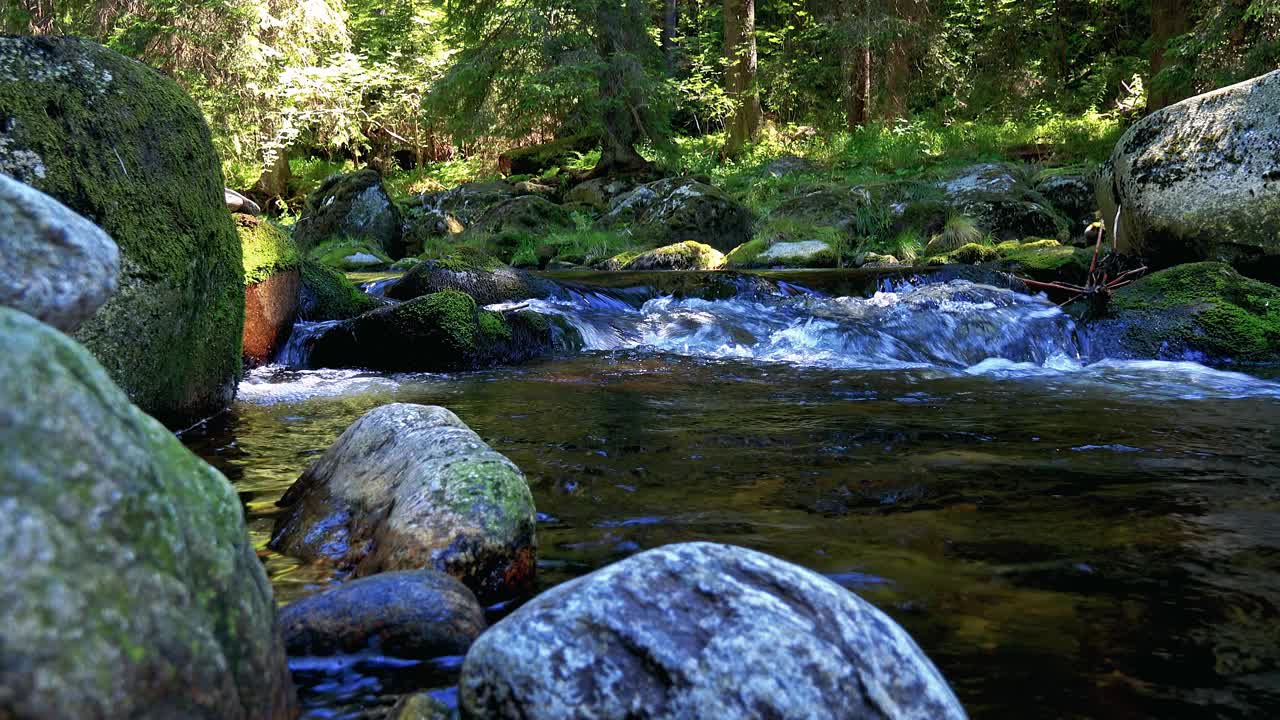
[279,570,486,658]
[297,258,381,321]
[270,403,538,602]
[294,168,403,257]
[237,215,301,366]
[459,542,967,720]
[386,247,559,305]
[0,306,295,719]
[1097,69,1280,278]
[0,173,119,332]
[0,36,245,426]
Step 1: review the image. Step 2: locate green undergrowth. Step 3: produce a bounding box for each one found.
[308,237,393,271]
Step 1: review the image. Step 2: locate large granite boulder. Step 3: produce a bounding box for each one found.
[305,290,581,372]
[269,403,539,602]
[0,36,244,425]
[601,178,754,252]
[279,570,486,658]
[294,168,403,257]
[237,216,300,366]
[460,542,967,720]
[1097,70,1280,278]
[387,248,559,305]
[0,307,294,719]
[0,173,118,331]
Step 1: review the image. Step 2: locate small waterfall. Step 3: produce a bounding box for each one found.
[275,320,343,368]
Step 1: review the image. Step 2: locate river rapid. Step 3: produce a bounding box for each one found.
[184,270,1280,719]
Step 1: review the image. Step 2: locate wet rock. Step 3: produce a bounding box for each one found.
[622,241,726,271]
[459,542,967,720]
[294,168,403,257]
[0,173,118,332]
[1085,262,1280,362]
[601,177,754,252]
[225,187,261,216]
[238,216,301,366]
[279,570,486,658]
[298,259,380,321]
[937,164,1069,242]
[387,248,558,305]
[307,290,580,373]
[1098,69,1280,278]
[270,403,539,602]
[0,306,294,719]
[0,36,244,426]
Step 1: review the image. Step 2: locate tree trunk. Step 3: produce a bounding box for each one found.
[724,0,762,156]
[840,0,871,130]
[661,0,679,68]
[1148,0,1192,111]
[589,0,655,178]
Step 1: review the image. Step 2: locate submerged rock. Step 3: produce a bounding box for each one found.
[387,248,558,305]
[459,542,967,720]
[298,259,380,321]
[0,173,118,331]
[1098,69,1280,277]
[0,307,294,719]
[294,168,403,257]
[238,216,300,366]
[0,36,244,425]
[601,177,754,252]
[270,403,538,601]
[279,570,486,658]
[1086,262,1280,362]
[622,241,726,271]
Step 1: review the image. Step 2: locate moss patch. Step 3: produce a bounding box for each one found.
[623,241,726,271]
[237,216,300,286]
[298,260,379,321]
[309,237,393,271]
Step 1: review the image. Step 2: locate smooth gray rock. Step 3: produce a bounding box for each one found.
[0,173,118,331]
[224,187,261,215]
[0,306,294,719]
[459,542,967,720]
[1099,69,1280,275]
[279,570,487,658]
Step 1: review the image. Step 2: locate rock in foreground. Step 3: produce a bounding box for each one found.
[279,570,486,658]
[0,173,118,331]
[0,307,294,719]
[270,403,538,602]
[460,542,967,720]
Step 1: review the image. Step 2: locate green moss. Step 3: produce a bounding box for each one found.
[1108,262,1280,361]
[998,239,1092,277]
[237,216,299,286]
[0,37,243,425]
[433,246,504,273]
[404,290,479,357]
[623,241,726,271]
[478,311,513,342]
[309,237,393,271]
[725,239,769,268]
[299,260,379,321]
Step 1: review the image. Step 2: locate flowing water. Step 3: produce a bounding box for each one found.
[185,271,1280,719]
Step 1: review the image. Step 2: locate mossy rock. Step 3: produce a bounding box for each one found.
[767,185,871,234]
[1087,262,1280,362]
[386,248,558,305]
[499,133,596,176]
[0,307,294,719]
[298,259,379,321]
[597,249,646,272]
[724,239,769,269]
[294,168,403,257]
[623,241,726,271]
[0,36,244,425]
[308,290,583,372]
[995,238,1092,282]
[600,178,755,252]
[936,164,1070,242]
[237,215,299,286]
[309,237,394,271]
[466,195,574,238]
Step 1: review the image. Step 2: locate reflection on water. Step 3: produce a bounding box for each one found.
[185,350,1280,719]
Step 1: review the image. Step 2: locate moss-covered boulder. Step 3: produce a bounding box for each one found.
[387,248,559,304]
[1098,70,1280,277]
[298,259,380,321]
[278,570,486,658]
[622,241,726,271]
[600,178,755,252]
[995,238,1092,282]
[498,133,596,176]
[467,195,574,238]
[307,289,581,372]
[0,172,118,332]
[237,216,300,366]
[294,168,403,257]
[564,176,642,211]
[767,185,871,234]
[937,164,1069,242]
[270,403,540,602]
[1086,262,1280,362]
[309,236,393,271]
[0,36,244,425]
[0,307,294,719]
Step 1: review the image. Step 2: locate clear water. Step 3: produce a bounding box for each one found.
[185,273,1280,719]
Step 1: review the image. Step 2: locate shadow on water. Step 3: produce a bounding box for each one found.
[184,271,1280,719]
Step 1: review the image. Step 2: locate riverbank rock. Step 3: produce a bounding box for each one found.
[307,290,580,372]
[0,36,244,425]
[0,173,118,332]
[239,216,300,366]
[279,570,486,658]
[938,164,1069,242]
[767,185,871,234]
[270,403,539,602]
[459,542,967,720]
[0,307,294,719]
[764,154,817,178]
[622,241,726,271]
[309,237,393,271]
[1034,170,1095,238]
[298,259,380,321]
[498,133,596,176]
[465,195,574,247]
[387,248,558,304]
[601,178,754,252]
[294,168,403,257]
[565,176,642,211]
[1085,262,1280,362]
[1098,69,1280,278]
